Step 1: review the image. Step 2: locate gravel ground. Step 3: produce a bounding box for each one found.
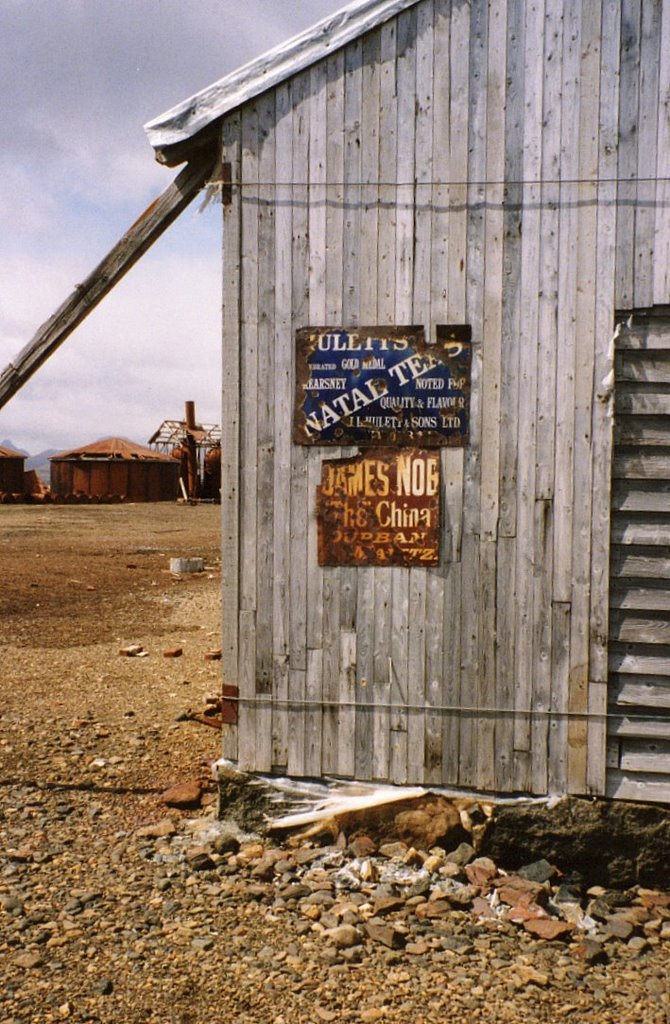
[1,504,669,1024]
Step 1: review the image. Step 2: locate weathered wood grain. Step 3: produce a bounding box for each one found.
[606,770,670,804]
[619,738,670,775]
[221,117,242,764]
[609,716,670,741]
[610,675,670,708]
[255,90,278,772]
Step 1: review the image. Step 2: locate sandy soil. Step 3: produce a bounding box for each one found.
[1,503,223,808]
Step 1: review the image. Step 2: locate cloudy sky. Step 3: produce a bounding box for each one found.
[0,0,345,455]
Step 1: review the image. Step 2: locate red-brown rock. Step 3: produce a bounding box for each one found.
[159,779,203,809]
[494,875,548,909]
[465,856,498,889]
[522,918,573,941]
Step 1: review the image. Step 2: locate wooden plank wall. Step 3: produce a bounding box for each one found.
[607,312,670,804]
[220,0,670,795]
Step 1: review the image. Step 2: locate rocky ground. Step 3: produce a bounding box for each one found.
[1,504,669,1024]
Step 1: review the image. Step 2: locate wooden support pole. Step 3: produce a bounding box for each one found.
[0,151,216,410]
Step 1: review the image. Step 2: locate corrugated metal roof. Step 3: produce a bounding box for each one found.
[50,438,174,462]
[144,0,421,154]
[0,445,25,459]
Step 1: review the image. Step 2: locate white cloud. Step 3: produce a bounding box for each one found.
[0,0,347,454]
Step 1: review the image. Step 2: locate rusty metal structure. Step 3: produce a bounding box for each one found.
[148,401,221,501]
[50,437,179,503]
[0,444,26,497]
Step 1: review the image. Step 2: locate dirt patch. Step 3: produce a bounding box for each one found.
[0,504,222,799]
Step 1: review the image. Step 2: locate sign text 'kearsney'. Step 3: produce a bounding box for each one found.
[317,449,440,567]
[294,326,471,447]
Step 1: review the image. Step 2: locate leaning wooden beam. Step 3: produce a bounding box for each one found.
[0,151,216,410]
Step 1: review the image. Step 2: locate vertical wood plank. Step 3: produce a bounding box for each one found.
[460,0,487,789]
[653,3,670,303]
[530,0,563,795]
[548,601,571,793]
[355,27,382,781]
[254,91,277,772]
[288,71,311,776]
[568,0,602,795]
[370,20,398,784]
[588,0,621,795]
[550,2,582,788]
[513,0,544,792]
[633,0,661,309]
[304,62,329,778]
[615,0,641,309]
[321,51,346,776]
[237,103,260,768]
[239,102,260,618]
[408,0,434,785]
[338,629,357,778]
[221,115,242,763]
[388,8,418,784]
[477,0,506,791]
[439,0,469,784]
[495,0,524,787]
[271,82,294,770]
[237,609,257,772]
[339,40,363,649]
[494,536,516,789]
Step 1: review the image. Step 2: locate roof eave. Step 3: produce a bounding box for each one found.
[145,0,421,158]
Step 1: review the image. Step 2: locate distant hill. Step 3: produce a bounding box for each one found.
[26,450,58,486]
[1,439,57,485]
[0,438,28,456]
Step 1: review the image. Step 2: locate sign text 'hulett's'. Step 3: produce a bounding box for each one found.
[317,449,441,567]
[294,325,471,447]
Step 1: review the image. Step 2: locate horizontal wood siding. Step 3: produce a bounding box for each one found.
[219,0,670,797]
[607,314,670,800]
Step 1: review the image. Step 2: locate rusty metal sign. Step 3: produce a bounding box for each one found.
[294,325,471,447]
[317,449,441,567]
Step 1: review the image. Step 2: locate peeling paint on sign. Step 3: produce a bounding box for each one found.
[294,325,471,446]
[317,449,441,567]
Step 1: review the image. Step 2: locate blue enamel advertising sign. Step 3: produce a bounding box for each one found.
[293,325,471,447]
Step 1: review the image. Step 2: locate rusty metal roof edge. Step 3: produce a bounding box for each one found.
[144,0,422,151]
[0,445,26,459]
[50,437,175,462]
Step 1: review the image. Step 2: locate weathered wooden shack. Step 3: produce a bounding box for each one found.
[139,0,670,803]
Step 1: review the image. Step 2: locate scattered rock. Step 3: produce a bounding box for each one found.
[517,858,556,883]
[93,979,114,996]
[572,938,608,964]
[494,875,548,909]
[321,924,362,948]
[14,952,44,969]
[601,916,635,941]
[464,856,498,888]
[522,918,574,941]
[119,644,147,657]
[446,842,475,867]
[159,780,203,809]
[135,817,176,839]
[364,920,406,949]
